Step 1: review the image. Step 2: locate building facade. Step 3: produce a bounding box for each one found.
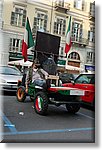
[1,0,95,73]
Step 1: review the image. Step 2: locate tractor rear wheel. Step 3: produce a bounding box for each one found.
[16,86,26,102]
[34,91,48,115]
[66,103,80,114]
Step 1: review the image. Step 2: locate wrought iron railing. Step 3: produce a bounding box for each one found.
[71,36,89,45]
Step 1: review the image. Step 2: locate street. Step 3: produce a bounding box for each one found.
[0,93,95,143]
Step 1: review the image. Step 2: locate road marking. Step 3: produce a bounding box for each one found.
[0,127,94,136]
[77,112,95,120]
[1,112,17,133]
[60,105,95,120]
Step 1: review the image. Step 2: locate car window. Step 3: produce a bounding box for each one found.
[60,73,74,79]
[0,66,21,76]
[90,77,95,84]
[75,74,95,84]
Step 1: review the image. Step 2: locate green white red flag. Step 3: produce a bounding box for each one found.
[65,16,72,54]
[22,17,34,62]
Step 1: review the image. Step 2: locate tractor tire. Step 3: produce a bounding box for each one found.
[34,91,48,115]
[66,103,80,114]
[16,86,26,102]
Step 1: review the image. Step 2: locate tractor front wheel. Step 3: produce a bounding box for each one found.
[34,91,48,115]
[16,86,26,102]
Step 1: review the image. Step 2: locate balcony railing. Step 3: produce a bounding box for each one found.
[54,1,70,13]
[71,36,88,46]
[90,11,95,18]
[89,11,95,22]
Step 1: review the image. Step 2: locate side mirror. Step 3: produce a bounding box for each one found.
[71,80,75,84]
[59,80,62,86]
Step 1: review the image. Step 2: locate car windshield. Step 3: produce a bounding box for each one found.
[0,66,22,76]
[75,74,95,84]
[60,73,74,79]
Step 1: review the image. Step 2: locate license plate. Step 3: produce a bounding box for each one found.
[70,90,84,96]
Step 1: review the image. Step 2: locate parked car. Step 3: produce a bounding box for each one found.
[59,73,77,84]
[62,73,95,107]
[0,65,23,92]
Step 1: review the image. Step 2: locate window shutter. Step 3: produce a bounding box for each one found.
[44,14,48,20]
[62,20,66,35]
[71,22,75,37]
[82,0,85,11]
[15,7,19,13]
[80,24,83,38]
[90,3,92,12]
[44,20,47,31]
[88,30,90,40]
[11,12,15,24]
[44,15,47,31]
[54,22,57,34]
[74,0,76,8]
[32,17,37,34]
[22,10,26,27]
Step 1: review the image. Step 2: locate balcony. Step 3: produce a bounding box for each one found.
[54,1,70,13]
[71,36,88,46]
[89,11,95,22]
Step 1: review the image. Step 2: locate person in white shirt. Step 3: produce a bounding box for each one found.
[25,59,49,93]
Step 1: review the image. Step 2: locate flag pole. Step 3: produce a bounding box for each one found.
[65,16,72,71]
[22,17,34,62]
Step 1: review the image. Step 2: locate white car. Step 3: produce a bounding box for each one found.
[0,65,23,92]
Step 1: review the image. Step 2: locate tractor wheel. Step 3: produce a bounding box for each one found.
[66,103,80,114]
[34,91,48,115]
[16,86,26,102]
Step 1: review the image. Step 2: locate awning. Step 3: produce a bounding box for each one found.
[65,65,83,71]
[8,59,32,67]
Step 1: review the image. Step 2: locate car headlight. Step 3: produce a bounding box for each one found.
[0,79,6,83]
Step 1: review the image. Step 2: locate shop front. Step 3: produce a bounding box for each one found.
[85,65,95,73]
[9,52,33,61]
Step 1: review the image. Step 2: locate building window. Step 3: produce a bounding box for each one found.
[88,27,95,43]
[54,16,66,36]
[60,47,64,56]
[11,6,26,27]
[9,38,22,53]
[90,1,95,17]
[32,11,47,36]
[86,52,95,64]
[72,21,83,41]
[74,0,85,11]
[68,52,80,60]
[55,0,64,7]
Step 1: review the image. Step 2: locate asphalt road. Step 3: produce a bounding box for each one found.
[0,93,95,143]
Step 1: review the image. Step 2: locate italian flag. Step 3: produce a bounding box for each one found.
[65,16,72,54]
[22,17,34,62]
[35,96,43,112]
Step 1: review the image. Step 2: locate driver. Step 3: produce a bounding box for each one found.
[25,59,49,93]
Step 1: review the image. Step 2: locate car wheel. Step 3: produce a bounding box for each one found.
[92,98,95,110]
[34,91,48,115]
[16,86,26,102]
[66,103,80,114]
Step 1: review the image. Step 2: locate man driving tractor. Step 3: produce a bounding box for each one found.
[25,59,49,93]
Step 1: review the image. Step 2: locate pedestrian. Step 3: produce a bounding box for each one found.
[25,59,49,93]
